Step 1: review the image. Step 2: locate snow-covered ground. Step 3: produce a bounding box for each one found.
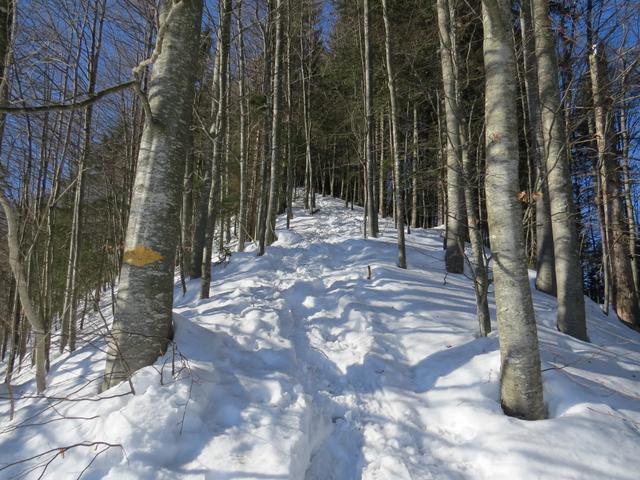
[2,195,640,479]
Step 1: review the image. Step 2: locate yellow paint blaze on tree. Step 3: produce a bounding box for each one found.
[123,245,164,267]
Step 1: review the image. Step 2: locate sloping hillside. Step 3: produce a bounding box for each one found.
[1,196,640,479]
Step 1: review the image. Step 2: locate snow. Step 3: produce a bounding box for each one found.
[2,195,640,479]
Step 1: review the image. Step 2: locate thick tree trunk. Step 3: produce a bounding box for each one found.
[381,0,406,268]
[619,102,639,293]
[102,0,203,390]
[532,0,587,340]
[482,0,545,420]
[436,0,464,274]
[589,42,640,327]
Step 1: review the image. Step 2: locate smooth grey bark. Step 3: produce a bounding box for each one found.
[201,0,231,297]
[181,148,194,277]
[378,110,385,218]
[285,0,294,229]
[481,0,545,420]
[256,5,273,251]
[237,0,248,252]
[532,0,587,340]
[0,196,47,393]
[411,105,419,229]
[619,96,639,293]
[102,0,203,390]
[363,0,377,237]
[588,42,640,327]
[381,0,406,268]
[520,0,556,295]
[461,123,491,337]
[191,22,222,279]
[436,0,464,274]
[300,4,314,216]
[265,0,283,247]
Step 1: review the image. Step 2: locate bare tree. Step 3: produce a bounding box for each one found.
[437,0,464,274]
[532,0,587,341]
[482,0,545,420]
[102,0,203,390]
[381,0,406,269]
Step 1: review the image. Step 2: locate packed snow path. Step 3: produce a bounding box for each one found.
[2,196,640,479]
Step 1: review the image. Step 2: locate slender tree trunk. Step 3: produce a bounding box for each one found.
[363,0,377,237]
[461,123,491,336]
[285,1,294,228]
[237,0,248,252]
[300,5,314,215]
[1,196,47,393]
[256,8,273,248]
[102,0,203,389]
[520,0,556,295]
[381,0,406,268]
[0,0,47,393]
[264,0,284,247]
[61,0,105,353]
[532,0,587,340]
[191,29,222,279]
[378,110,385,218]
[411,104,419,229]
[181,147,194,276]
[482,0,545,420]
[201,0,231,297]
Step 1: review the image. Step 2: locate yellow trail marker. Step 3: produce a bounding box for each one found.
[123,245,164,267]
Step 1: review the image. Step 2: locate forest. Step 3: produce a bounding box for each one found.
[0,0,639,478]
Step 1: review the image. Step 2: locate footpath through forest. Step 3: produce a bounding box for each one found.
[1,196,640,479]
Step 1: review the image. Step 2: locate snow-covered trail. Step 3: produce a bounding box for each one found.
[2,195,640,479]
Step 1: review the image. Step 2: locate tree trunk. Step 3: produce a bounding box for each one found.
[520,0,556,295]
[482,0,545,420]
[237,0,248,252]
[102,0,203,390]
[588,41,640,327]
[436,0,464,274]
[381,0,406,268]
[265,0,284,246]
[411,104,419,229]
[532,0,587,340]
[461,123,491,336]
[619,99,639,293]
[363,0,377,237]
[0,196,47,393]
[201,0,231,297]
[378,110,385,218]
[191,28,222,279]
